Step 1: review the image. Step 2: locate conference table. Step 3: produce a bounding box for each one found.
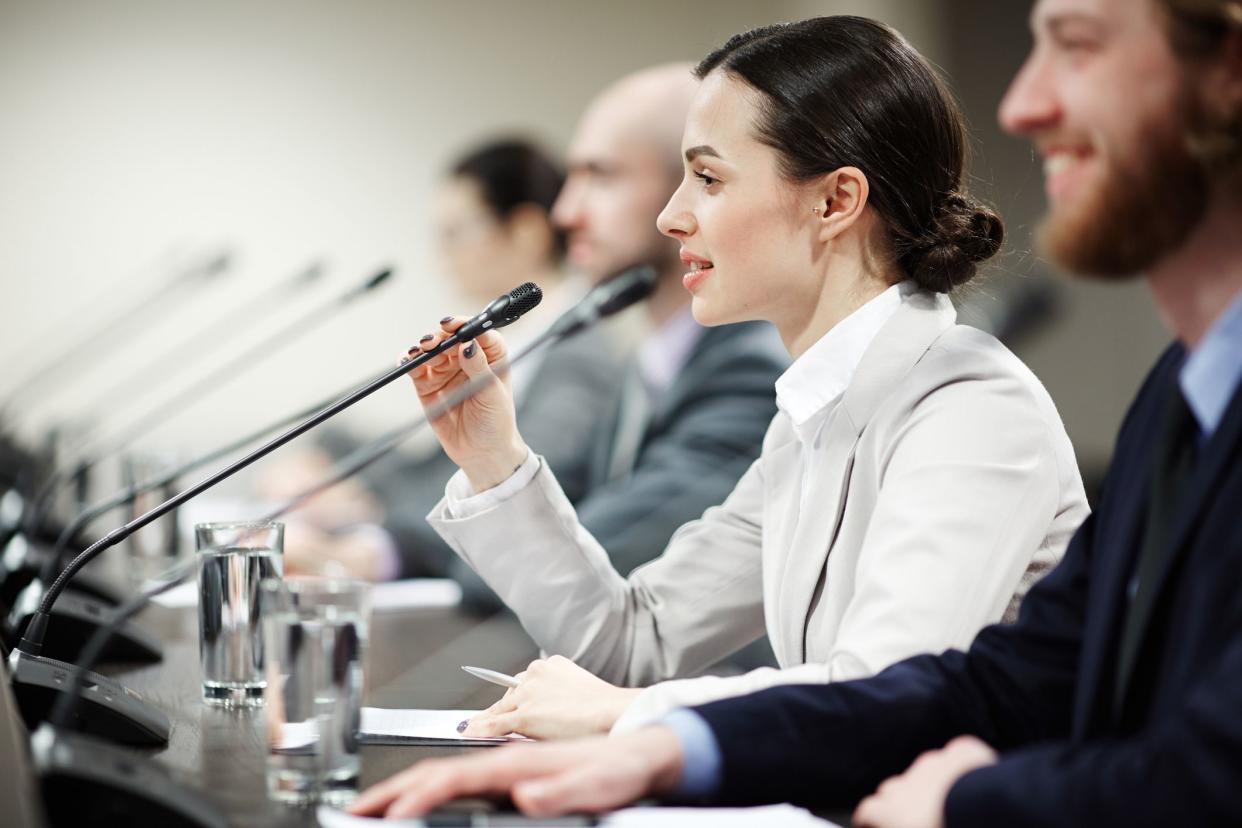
[100,593,853,827]
[101,596,541,827]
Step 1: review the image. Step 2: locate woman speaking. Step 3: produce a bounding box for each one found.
[398,16,1088,742]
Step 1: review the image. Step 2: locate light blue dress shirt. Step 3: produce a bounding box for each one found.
[663,288,1242,799]
[1180,289,1242,441]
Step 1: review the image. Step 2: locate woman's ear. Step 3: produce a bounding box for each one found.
[812,166,870,243]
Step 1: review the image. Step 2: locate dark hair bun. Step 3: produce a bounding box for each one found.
[906,194,1005,293]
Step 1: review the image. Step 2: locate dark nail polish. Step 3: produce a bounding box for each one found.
[420,334,434,343]
[457,720,469,733]
[441,316,454,324]
[463,343,477,359]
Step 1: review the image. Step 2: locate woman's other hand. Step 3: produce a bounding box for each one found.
[348,727,684,819]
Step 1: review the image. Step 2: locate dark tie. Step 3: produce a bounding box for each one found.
[1113,385,1199,714]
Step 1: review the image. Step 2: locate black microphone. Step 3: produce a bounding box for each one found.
[264,266,657,523]
[30,558,228,828]
[544,265,658,339]
[6,282,541,745]
[0,251,232,415]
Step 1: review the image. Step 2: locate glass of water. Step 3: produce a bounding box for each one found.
[196,521,284,707]
[261,575,369,806]
[122,453,182,590]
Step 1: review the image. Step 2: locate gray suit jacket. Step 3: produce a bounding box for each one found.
[573,321,788,579]
[430,290,1090,723]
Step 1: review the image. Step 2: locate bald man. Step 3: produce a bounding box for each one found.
[448,64,788,610]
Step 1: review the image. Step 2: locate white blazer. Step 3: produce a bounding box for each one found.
[428,290,1090,731]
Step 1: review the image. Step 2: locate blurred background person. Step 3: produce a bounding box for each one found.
[259,138,625,592]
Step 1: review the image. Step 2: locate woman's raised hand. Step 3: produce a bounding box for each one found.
[460,655,642,741]
[404,316,530,493]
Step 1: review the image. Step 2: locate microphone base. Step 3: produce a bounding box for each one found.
[32,725,227,828]
[7,590,163,664]
[7,649,170,746]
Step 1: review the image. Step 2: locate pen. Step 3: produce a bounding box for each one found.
[461,665,521,689]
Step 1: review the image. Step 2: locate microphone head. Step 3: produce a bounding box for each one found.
[596,266,657,317]
[458,282,543,340]
[362,267,395,293]
[505,281,543,318]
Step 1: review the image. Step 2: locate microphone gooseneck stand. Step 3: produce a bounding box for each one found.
[6,281,542,746]
[1,365,402,662]
[24,266,654,825]
[19,267,654,828]
[7,265,396,596]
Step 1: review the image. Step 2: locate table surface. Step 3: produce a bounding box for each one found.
[94,598,853,827]
[101,600,541,827]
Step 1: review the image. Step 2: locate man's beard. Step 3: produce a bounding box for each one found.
[1038,105,1211,280]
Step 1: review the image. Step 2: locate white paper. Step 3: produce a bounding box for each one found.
[150,580,198,608]
[370,578,462,611]
[148,577,462,610]
[317,804,839,827]
[361,707,528,743]
[316,807,420,827]
[605,805,839,826]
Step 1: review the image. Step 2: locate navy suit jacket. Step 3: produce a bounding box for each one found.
[692,343,1242,826]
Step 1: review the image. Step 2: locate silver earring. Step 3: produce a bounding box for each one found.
[811,206,822,215]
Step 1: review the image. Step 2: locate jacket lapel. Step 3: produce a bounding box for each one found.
[776,291,957,664]
[776,411,862,663]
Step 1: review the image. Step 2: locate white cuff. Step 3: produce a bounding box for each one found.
[444,450,540,519]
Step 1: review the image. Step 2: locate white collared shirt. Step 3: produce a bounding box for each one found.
[776,280,918,447]
[775,280,916,520]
